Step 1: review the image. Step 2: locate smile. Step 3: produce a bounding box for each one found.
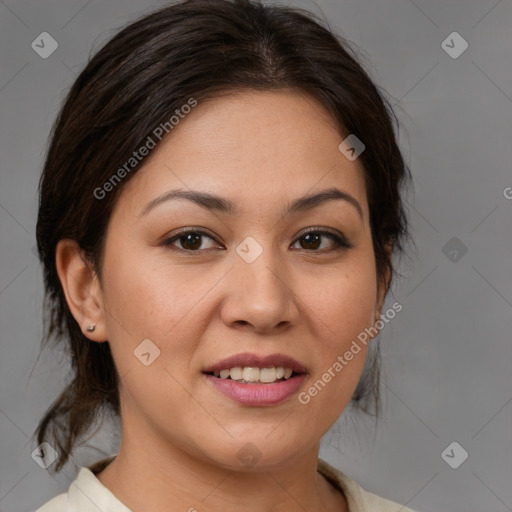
[203,352,307,406]
[209,366,295,383]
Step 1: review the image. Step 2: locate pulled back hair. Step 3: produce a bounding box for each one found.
[33,0,412,473]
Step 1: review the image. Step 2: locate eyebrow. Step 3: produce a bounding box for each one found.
[138,186,363,220]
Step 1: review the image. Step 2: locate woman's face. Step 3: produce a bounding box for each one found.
[96,89,386,470]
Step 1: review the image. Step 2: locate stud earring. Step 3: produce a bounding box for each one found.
[86,324,96,332]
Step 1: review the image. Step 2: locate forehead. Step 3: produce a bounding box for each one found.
[159,88,343,158]
[114,89,368,218]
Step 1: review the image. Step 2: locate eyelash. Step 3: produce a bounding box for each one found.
[161,227,353,254]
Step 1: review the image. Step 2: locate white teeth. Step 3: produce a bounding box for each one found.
[230,367,243,380]
[211,366,296,383]
[243,367,260,382]
[260,367,276,383]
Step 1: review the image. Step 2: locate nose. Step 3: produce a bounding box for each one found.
[219,243,300,334]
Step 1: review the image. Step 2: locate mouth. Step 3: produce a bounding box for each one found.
[202,352,307,406]
[202,352,307,381]
[205,366,302,384]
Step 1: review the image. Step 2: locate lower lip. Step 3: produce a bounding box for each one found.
[204,373,306,406]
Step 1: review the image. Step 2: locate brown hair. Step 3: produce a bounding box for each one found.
[32,0,412,472]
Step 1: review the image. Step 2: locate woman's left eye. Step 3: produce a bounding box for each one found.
[291,229,352,252]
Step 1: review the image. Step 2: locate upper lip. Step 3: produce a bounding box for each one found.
[203,352,307,374]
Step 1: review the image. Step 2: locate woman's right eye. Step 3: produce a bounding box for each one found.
[161,229,222,253]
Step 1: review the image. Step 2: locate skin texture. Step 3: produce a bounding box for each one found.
[56,89,390,512]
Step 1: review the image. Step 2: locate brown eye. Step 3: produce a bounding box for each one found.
[292,229,352,252]
[299,232,323,250]
[162,230,221,252]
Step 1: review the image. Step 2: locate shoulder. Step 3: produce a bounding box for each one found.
[317,458,419,512]
[357,488,418,512]
[34,455,124,512]
[35,492,69,512]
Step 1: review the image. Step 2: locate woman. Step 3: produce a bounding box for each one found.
[33,0,416,510]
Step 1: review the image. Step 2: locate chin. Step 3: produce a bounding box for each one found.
[195,434,313,473]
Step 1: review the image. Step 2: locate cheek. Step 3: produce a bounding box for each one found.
[102,247,192,329]
[100,251,215,370]
[298,253,378,351]
[294,254,377,426]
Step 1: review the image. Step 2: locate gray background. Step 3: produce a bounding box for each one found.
[1,0,511,511]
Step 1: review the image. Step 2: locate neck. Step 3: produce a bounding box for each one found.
[96,424,347,512]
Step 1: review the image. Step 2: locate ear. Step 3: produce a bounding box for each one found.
[375,242,393,321]
[55,239,107,342]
